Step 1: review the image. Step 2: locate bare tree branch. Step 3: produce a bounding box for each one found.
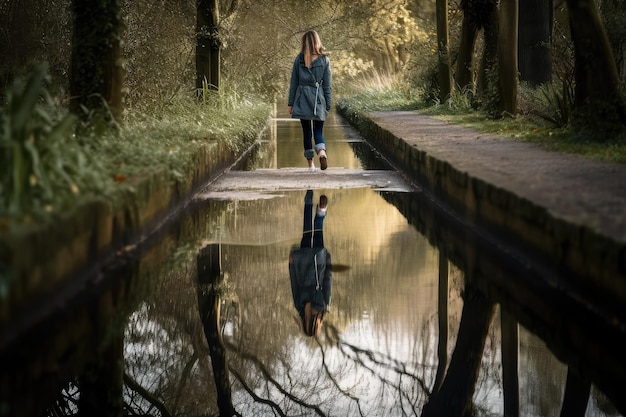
[315,336,366,417]
[228,366,283,417]
[324,323,425,415]
[225,340,329,416]
[124,372,174,417]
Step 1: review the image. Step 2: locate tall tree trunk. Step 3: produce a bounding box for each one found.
[599,0,626,81]
[501,309,520,417]
[433,251,449,394]
[437,0,452,101]
[197,0,221,92]
[559,367,591,417]
[70,0,123,122]
[197,244,236,417]
[78,332,125,417]
[566,0,626,136]
[78,289,126,417]
[421,285,496,417]
[455,14,479,91]
[518,0,553,85]
[479,4,501,115]
[498,0,518,114]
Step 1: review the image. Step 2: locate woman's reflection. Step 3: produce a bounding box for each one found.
[289,190,332,337]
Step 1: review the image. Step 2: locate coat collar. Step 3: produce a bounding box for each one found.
[299,53,327,68]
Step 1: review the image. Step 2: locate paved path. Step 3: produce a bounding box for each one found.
[368,111,626,242]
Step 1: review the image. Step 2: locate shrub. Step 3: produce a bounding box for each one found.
[0,63,112,225]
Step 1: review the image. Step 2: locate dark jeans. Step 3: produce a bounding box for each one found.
[300,119,326,160]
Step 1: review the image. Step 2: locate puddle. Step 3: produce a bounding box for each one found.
[2,109,623,417]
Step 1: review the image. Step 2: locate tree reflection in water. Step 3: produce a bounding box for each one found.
[35,188,622,416]
[190,189,444,416]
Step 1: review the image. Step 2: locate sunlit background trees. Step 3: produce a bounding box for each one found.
[1,0,626,223]
[2,0,625,129]
[0,0,434,108]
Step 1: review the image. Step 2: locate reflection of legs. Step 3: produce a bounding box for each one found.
[312,217,324,248]
[312,194,327,248]
[301,191,326,248]
[300,190,314,248]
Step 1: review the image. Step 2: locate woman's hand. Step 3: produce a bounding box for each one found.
[288,106,293,115]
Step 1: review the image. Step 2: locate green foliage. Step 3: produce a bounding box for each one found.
[518,80,574,128]
[224,0,435,98]
[433,86,476,113]
[0,0,71,93]
[104,82,270,183]
[3,0,439,108]
[0,65,271,227]
[0,63,112,224]
[481,60,501,118]
[340,78,626,163]
[337,71,424,114]
[122,0,196,108]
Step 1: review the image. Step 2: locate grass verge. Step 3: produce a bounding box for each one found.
[337,81,626,164]
[0,66,272,230]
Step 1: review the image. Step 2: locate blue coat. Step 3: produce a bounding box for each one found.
[288,53,332,121]
[289,247,332,317]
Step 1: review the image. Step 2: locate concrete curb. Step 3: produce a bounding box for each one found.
[0,122,268,328]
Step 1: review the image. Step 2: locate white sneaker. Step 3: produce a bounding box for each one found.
[308,161,316,172]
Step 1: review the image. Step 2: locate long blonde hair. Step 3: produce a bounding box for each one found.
[301,30,324,68]
[303,302,323,337]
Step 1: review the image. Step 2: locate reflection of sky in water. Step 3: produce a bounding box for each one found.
[217,187,469,415]
[208,187,443,415]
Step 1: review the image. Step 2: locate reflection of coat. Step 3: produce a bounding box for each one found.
[289,247,332,317]
[288,53,332,121]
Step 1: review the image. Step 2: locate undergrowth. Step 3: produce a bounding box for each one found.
[337,70,424,112]
[0,65,271,229]
[337,74,626,164]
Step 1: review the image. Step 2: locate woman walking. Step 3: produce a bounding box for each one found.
[288,30,332,171]
[289,190,332,337]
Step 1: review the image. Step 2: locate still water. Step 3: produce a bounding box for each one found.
[2,110,624,417]
[119,110,619,416]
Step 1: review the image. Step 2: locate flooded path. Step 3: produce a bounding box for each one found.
[2,109,624,417]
